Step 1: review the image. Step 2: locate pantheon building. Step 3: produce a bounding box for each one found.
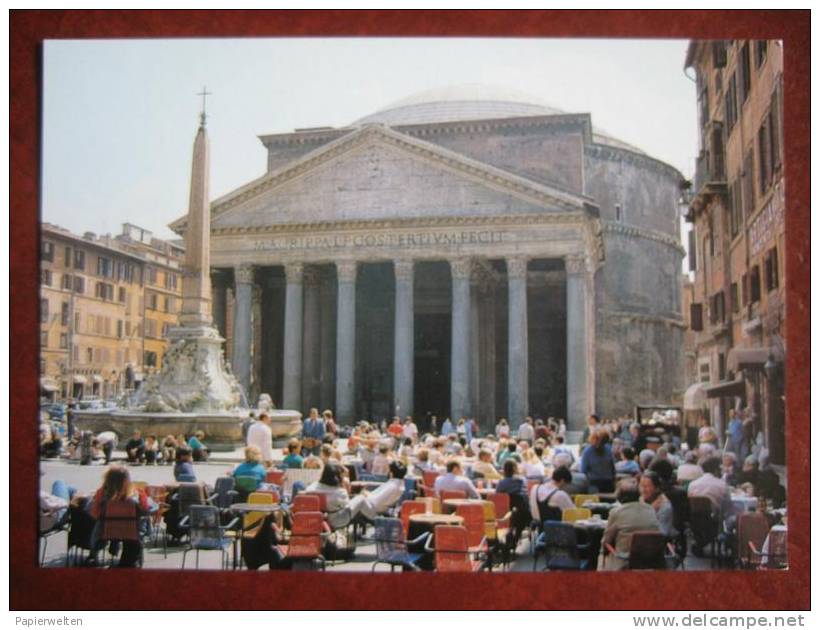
[172,86,686,431]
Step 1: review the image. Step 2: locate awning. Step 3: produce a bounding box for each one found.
[92,374,103,383]
[705,377,746,399]
[39,377,59,392]
[683,382,708,410]
[727,345,785,372]
[71,375,87,385]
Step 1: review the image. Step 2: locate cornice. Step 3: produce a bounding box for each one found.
[602,309,687,330]
[584,143,682,181]
[211,211,591,237]
[602,221,686,255]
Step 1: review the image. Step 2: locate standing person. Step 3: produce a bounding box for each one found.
[579,430,616,493]
[402,416,418,444]
[495,418,510,439]
[247,412,274,468]
[301,408,325,457]
[441,417,455,436]
[581,414,600,449]
[241,412,256,442]
[726,409,745,457]
[323,409,337,438]
[429,415,438,435]
[517,417,535,445]
[95,431,118,465]
[66,402,76,441]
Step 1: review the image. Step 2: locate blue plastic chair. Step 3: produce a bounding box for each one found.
[533,521,590,571]
[371,517,429,572]
[181,505,239,569]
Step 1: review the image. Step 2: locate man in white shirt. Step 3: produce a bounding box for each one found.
[433,461,480,499]
[687,456,734,519]
[246,412,274,467]
[402,416,418,443]
[517,417,535,444]
[676,451,705,483]
[350,461,408,521]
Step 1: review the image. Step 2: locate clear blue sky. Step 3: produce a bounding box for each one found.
[42,37,696,240]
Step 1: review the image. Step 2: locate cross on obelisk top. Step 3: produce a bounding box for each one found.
[197,86,212,127]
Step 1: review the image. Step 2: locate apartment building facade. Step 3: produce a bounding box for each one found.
[683,39,785,465]
[40,223,184,401]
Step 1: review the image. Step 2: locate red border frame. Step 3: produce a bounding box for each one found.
[10,9,810,610]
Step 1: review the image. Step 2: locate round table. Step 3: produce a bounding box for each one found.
[407,513,465,571]
[229,502,285,514]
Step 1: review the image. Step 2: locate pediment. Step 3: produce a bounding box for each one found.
[172,125,594,233]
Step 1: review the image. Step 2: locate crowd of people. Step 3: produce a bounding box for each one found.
[40,405,786,570]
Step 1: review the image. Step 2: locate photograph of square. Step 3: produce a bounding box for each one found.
[37,37,787,573]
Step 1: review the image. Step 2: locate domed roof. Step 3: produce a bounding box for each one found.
[353,84,645,155]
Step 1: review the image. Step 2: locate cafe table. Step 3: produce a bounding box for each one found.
[730,493,758,513]
[582,501,613,518]
[442,498,485,513]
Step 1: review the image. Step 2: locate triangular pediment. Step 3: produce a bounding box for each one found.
[171,124,594,233]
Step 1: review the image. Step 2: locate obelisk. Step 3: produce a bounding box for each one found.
[178,107,213,328]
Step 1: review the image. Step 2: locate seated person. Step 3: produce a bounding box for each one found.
[303,455,323,469]
[304,462,353,529]
[350,461,407,522]
[433,460,480,499]
[144,434,160,465]
[413,448,436,476]
[232,446,267,489]
[603,478,661,570]
[125,430,145,464]
[675,451,704,485]
[319,443,334,466]
[371,443,392,477]
[187,431,210,462]
[529,465,575,523]
[496,459,529,500]
[521,448,546,479]
[161,435,178,466]
[615,447,641,476]
[282,439,304,469]
[687,456,734,520]
[639,471,677,539]
[471,448,502,481]
[173,446,196,481]
[40,429,63,458]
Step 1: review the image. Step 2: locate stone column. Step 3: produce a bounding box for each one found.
[507,256,529,426]
[566,255,590,431]
[469,271,482,420]
[282,263,304,411]
[393,260,415,418]
[479,280,497,430]
[302,267,321,411]
[450,258,472,422]
[319,270,336,411]
[251,284,263,404]
[211,274,228,340]
[232,264,254,400]
[335,261,357,423]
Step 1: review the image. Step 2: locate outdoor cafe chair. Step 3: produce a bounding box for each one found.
[439,489,468,502]
[688,496,721,567]
[561,507,592,523]
[371,516,428,572]
[291,493,321,514]
[605,530,676,570]
[234,475,260,500]
[181,505,239,570]
[277,511,327,571]
[426,525,487,572]
[65,501,96,567]
[399,500,428,536]
[98,499,143,568]
[533,521,590,571]
[736,512,770,570]
[456,503,492,570]
[145,484,170,557]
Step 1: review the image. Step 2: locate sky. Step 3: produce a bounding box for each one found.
[42,37,697,240]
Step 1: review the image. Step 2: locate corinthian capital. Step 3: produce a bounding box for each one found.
[394,259,415,283]
[235,264,255,285]
[449,257,473,280]
[565,255,587,275]
[336,260,358,283]
[505,256,529,279]
[284,262,304,285]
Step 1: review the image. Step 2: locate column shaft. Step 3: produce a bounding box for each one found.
[335,261,357,423]
[507,257,529,425]
[232,265,254,400]
[450,259,471,422]
[566,257,590,431]
[282,263,304,411]
[302,269,321,410]
[393,260,415,418]
[319,271,336,411]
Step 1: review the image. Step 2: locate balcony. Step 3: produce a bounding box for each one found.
[687,124,727,218]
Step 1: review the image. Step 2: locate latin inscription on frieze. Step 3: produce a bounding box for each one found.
[252,229,506,252]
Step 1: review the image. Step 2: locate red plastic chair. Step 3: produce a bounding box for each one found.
[399,501,427,536]
[736,512,770,569]
[421,470,440,496]
[278,511,326,570]
[489,492,512,529]
[455,503,490,554]
[439,489,468,501]
[428,525,485,572]
[301,492,329,513]
[266,470,286,486]
[291,494,321,514]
